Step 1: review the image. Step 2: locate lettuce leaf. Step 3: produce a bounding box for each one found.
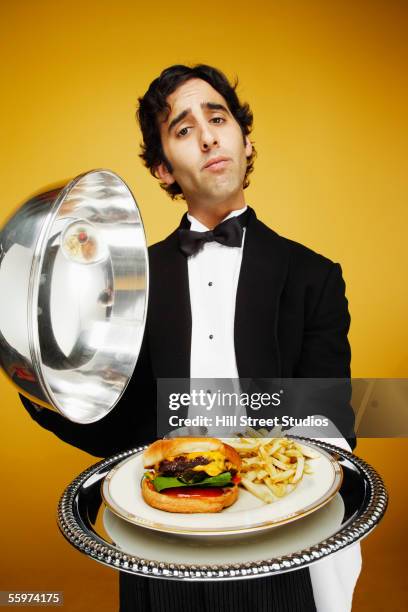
[146,471,233,493]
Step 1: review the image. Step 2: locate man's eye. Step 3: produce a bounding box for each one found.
[211,116,225,124]
[177,126,190,137]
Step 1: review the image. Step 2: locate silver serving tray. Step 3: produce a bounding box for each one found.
[57,438,388,581]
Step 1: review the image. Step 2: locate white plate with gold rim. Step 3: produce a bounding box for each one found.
[101,440,343,537]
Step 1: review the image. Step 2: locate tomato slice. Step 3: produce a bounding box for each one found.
[162,487,224,497]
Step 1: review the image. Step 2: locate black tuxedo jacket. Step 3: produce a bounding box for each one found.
[22,207,355,456]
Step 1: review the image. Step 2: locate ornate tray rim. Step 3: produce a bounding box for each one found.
[57,438,388,581]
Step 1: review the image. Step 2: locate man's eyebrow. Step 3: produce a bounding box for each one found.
[167,109,190,134]
[202,102,230,114]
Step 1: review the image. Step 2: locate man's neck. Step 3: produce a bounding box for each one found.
[186,193,246,229]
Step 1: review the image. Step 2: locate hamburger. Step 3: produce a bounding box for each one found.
[142,437,242,513]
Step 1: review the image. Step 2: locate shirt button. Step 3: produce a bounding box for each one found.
[209,334,214,339]
[208,281,213,286]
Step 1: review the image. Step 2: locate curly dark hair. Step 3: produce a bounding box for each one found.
[136,64,256,199]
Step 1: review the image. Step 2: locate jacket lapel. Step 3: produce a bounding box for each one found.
[234,209,290,377]
[147,227,191,378]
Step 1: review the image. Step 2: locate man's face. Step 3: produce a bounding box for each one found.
[157,78,252,206]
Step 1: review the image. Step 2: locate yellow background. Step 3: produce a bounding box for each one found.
[1,1,407,610]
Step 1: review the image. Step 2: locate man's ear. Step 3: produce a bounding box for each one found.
[245,137,253,158]
[155,162,176,185]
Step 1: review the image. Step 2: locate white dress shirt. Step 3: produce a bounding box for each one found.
[185,206,361,611]
[187,206,247,379]
[186,206,247,433]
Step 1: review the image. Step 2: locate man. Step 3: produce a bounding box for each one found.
[22,64,360,611]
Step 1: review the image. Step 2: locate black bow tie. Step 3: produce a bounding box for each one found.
[178,210,249,257]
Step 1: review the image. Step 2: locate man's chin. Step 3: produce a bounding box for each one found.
[199,180,243,205]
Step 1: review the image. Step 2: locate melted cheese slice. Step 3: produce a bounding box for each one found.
[187,451,226,476]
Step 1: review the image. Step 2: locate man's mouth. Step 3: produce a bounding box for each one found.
[202,156,231,171]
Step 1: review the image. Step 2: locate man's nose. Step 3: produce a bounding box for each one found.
[200,124,218,151]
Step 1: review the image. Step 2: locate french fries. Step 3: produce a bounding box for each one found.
[229,434,320,503]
